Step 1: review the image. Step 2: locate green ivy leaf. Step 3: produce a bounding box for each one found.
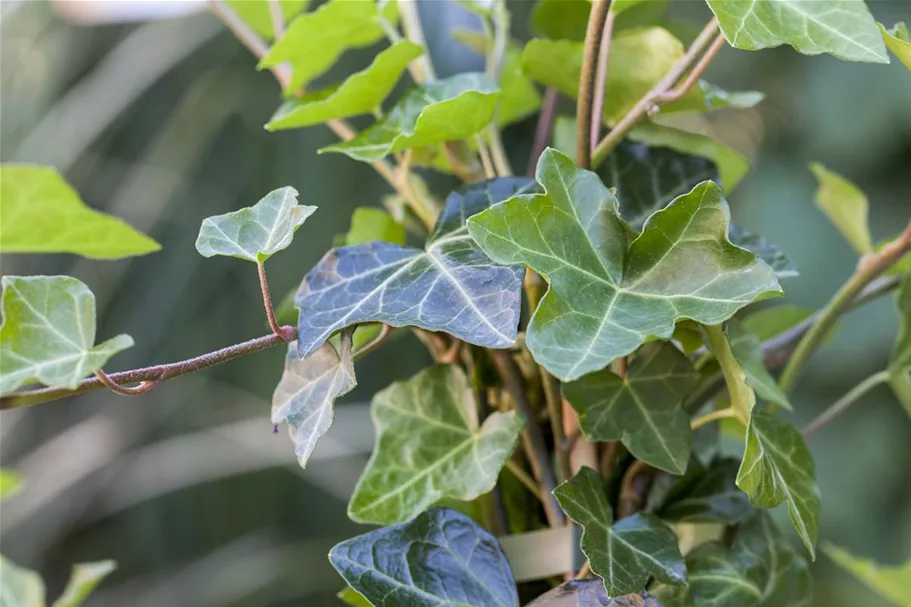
[0,276,133,394]
[728,320,793,410]
[468,149,781,381]
[331,507,520,607]
[727,224,798,280]
[742,305,814,342]
[0,555,45,606]
[0,165,160,260]
[824,543,911,607]
[698,81,765,110]
[736,411,820,558]
[51,561,117,607]
[889,275,910,374]
[809,162,873,255]
[225,0,309,41]
[337,587,373,607]
[527,580,664,607]
[654,457,753,525]
[706,0,888,64]
[880,22,911,70]
[265,41,422,131]
[554,467,687,597]
[563,342,698,474]
[0,469,22,501]
[348,365,523,525]
[344,207,406,246]
[296,178,535,359]
[321,73,500,162]
[195,187,316,263]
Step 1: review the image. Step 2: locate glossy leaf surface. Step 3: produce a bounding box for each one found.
[809,162,872,255]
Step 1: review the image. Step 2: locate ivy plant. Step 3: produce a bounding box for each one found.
[1,1,910,605]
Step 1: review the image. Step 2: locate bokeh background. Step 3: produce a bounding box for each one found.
[1,1,909,605]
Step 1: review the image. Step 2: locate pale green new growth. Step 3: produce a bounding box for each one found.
[344,207,406,246]
[880,22,911,70]
[809,162,873,255]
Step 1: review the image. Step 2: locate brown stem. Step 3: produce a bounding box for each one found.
[618,459,653,517]
[93,369,162,396]
[542,371,571,481]
[614,356,628,378]
[589,11,616,155]
[527,88,559,176]
[576,0,613,170]
[657,33,726,105]
[258,261,291,340]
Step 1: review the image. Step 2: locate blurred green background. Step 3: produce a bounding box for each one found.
[0,1,909,605]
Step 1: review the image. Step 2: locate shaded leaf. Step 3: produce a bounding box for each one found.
[344,207,406,246]
[655,457,753,525]
[824,543,910,607]
[296,177,534,359]
[809,162,872,255]
[330,507,519,607]
[706,0,888,63]
[736,411,820,558]
[563,342,698,474]
[337,586,373,607]
[698,81,765,110]
[880,22,911,70]
[52,561,117,607]
[728,320,793,410]
[0,276,133,394]
[889,275,911,374]
[468,148,781,381]
[727,224,798,280]
[530,0,590,41]
[528,580,664,607]
[554,467,686,597]
[0,164,160,259]
[225,0,308,41]
[742,305,814,342]
[0,555,44,606]
[0,469,22,501]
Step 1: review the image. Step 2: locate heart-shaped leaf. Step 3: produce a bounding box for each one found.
[225,0,308,41]
[554,467,687,597]
[195,187,315,263]
[824,543,911,607]
[654,457,753,525]
[0,276,133,394]
[563,342,699,474]
[736,411,820,558]
[809,162,873,255]
[321,73,500,162]
[527,580,664,607]
[728,320,793,410]
[348,364,523,525]
[330,507,520,607]
[706,0,888,64]
[467,148,782,381]
[880,22,911,70]
[0,165,160,260]
[296,177,535,359]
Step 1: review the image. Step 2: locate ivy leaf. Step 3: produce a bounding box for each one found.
[225,0,308,41]
[880,22,911,70]
[727,224,798,280]
[52,561,117,607]
[344,207,406,246]
[272,336,356,470]
[706,0,889,64]
[809,162,873,255]
[655,458,753,525]
[296,177,534,359]
[554,467,687,597]
[889,276,910,374]
[728,320,793,410]
[824,543,911,607]
[259,0,397,94]
[0,555,45,606]
[563,342,698,474]
[468,148,781,381]
[0,164,160,260]
[527,580,664,607]
[348,365,523,525]
[265,41,422,131]
[0,469,22,501]
[736,411,820,558]
[330,507,520,607]
[195,187,315,263]
[321,73,500,162]
[0,276,134,394]
[337,587,372,607]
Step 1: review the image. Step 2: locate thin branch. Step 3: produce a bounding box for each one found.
[93,369,162,396]
[574,560,592,580]
[484,0,514,177]
[352,324,393,360]
[476,135,497,179]
[541,370,571,482]
[267,0,285,39]
[589,10,616,154]
[657,33,725,105]
[528,88,558,176]
[505,459,542,503]
[258,261,291,340]
[803,370,889,438]
[618,459,652,517]
[576,0,613,169]
[399,0,435,82]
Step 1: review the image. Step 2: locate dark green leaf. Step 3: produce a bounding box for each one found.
[656,458,753,525]
[468,148,782,381]
[824,543,911,607]
[225,0,309,41]
[727,224,798,280]
[344,207,406,246]
[296,177,535,359]
[330,507,520,607]
[728,320,793,410]
[554,467,687,596]
[880,22,911,70]
[52,561,117,607]
[809,162,873,255]
[528,580,664,607]
[563,342,698,474]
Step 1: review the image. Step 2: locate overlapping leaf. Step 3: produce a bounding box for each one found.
[51,561,117,607]
[880,22,911,70]
[527,580,664,607]
[0,164,160,259]
[824,543,911,607]
[706,0,888,64]
[343,207,406,246]
[0,556,116,607]
[330,507,520,607]
[296,177,534,359]
[554,467,687,597]
[225,0,308,41]
[563,342,698,474]
[728,320,793,410]
[736,411,820,558]
[742,305,814,342]
[654,457,753,525]
[0,276,134,394]
[809,163,872,255]
[468,148,782,381]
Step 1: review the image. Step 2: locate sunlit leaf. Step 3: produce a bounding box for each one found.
[348,365,523,524]
[654,457,753,525]
[52,561,117,607]
[0,469,22,501]
[195,187,315,263]
[321,73,499,162]
[824,543,911,607]
[296,177,534,359]
[0,555,44,607]
[331,507,520,607]
[225,0,309,41]
[344,207,406,246]
[266,41,422,131]
[736,411,820,558]
[706,0,888,64]
[337,587,373,607]
[880,22,911,70]
[554,467,687,597]
[0,276,133,394]
[468,148,781,381]
[563,342,698,474]
[0,164,160,260]
[527,580,664,607]
[809,162,873,255]
[728,320,793,410]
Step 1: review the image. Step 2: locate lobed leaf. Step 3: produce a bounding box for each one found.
[225,0,308,41]
[527,580,664,607]
[0,276,133,394]
[728,320,793,410]
[880,22,911,70]
[824,543,911,607]
[809,162,873,255]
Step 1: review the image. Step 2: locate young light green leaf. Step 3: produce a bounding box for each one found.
[554,467,687,597]
[706,0,888,64]
[344,207,406,246]
[824,543,911,607]
[809,162,873,255]
[52,561,117,607]
[0,469,22,501]
[195,187,315,263]
[527,580,663,607]
[225,0,308,40]
[258,0,397,94]
[296,178,535,359]
[0,164,160,260]
[468,148,781,381]
[330,507,519,607]
[728,320,793,410]
[321,73,500,162]
[348,365,523,525]
[880,22,911,70]
[736,411,820,558]
[337,587,373,607]
[0,555,45,606]
[0,276,134,394]
[272,336,356,470]
[655,458,753,525]
[563,342,699,474]
[265,41,422,131]
[530,0,589,41]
